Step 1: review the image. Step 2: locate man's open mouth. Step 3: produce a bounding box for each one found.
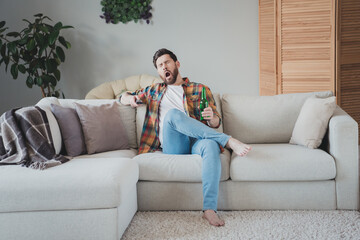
[165,72,171,78]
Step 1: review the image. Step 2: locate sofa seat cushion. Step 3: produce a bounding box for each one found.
[0,157,138,213]
[230,144,336,181]
[72,149,138,159]
[133,149,231,182]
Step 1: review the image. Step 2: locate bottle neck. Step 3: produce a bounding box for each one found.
[201,87,206,99]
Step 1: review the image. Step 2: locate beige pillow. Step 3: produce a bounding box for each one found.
[75,102,129,154]
[290,96,336,149]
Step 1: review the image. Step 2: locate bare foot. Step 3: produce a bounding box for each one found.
[226,137,252,156]
[202,210,225,226]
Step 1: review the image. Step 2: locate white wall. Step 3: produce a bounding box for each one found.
[0,0,258,114]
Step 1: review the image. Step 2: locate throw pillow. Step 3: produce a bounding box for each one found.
[75,102,129,154]
[290,96,336,149]
[50,104,87,157]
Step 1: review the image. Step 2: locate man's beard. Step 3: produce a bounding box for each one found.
[162,67,178,85]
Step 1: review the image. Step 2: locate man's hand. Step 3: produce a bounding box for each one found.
[129,95,142,108]
[201,107,214,121]
[201,107,219,128]
[120,93,142,108]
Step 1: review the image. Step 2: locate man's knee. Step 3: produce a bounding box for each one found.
[197,139,220,155]
[164,109,185,124]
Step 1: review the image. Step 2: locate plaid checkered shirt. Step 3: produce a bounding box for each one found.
[129,78,223,154]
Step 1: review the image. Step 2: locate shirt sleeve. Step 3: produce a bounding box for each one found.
[119,85,153,105]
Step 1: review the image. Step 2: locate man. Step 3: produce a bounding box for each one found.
[120,48,251,226]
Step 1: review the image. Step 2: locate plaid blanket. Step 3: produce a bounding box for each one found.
[0,106,69,170]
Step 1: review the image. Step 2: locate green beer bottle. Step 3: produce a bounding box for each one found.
[199,87,209,121]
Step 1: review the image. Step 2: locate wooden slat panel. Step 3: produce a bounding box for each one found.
[280,0,335,94]
[337,0,360,142]
[259,0,277,96]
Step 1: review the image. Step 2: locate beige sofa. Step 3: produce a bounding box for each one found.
[0,74,358,240]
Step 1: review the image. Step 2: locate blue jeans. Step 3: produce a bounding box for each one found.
[162,109,231,211]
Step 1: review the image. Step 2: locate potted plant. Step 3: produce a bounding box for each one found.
[0,13,73,98]
[100,0,153,24]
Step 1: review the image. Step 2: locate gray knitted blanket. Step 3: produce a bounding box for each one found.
[0,106,68,170]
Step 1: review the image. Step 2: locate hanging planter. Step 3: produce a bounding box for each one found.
[100,0,153,24]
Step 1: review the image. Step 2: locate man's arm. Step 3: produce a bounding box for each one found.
[120,92,142,108]
[208,114,220,128]
[119,85,151,107]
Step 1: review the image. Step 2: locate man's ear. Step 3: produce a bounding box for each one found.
[176,60,180,68]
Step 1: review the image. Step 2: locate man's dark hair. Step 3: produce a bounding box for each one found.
[153,48,177,68]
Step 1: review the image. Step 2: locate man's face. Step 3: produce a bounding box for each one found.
[156,54,179,85]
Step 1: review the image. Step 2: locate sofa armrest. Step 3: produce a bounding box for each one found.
[327,106,359,209]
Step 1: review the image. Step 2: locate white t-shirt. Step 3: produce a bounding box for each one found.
[159,85,185,146]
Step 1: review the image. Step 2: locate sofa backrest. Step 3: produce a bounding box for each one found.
[221,91,334,144]
[85,74,162,99]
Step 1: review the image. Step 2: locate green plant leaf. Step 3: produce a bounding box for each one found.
[66,41,71,49]
[12,50,19,63]
[22,50,32,62]
[10,63,18,79]
[54,91,60,98]
[4,56,9,65]
[18,64,26,73]
[34,33,45,47]
[41,74,57,87]
[38,35,49,56]
[22,19,32,24]
[42,16,53,22]
[61,25,74,29]
[55,57,61,65]
[0,21,5,29]
[0,27,9,34]
[7,42,16,54]
[58,36,67,49]
[45,59,58,73]
[34,13,43,18]
[6,32,20,37]
[5,57,9,72]
[24,28,32,35]
[49,75,57,86]
[35,76,43,86]
[0,44,6,57]
[18,36,29,46]
[48,30,59,45]
[44,23,54,31]
[29,59,39,69]
[26,76,33,88]
[56,46,65,62]
[39,46,46,57]
[26,38,36,51]
[54,22,63,31]
[54,69,61,80]
[39,25,49,33]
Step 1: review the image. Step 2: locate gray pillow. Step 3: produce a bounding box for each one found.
[74,102,129,154]
[50,104,87,157]
[290,96,336,149]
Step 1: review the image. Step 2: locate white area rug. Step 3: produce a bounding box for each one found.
[121,210,360,240]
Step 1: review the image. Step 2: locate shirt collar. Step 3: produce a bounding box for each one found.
[182,77,190,86]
